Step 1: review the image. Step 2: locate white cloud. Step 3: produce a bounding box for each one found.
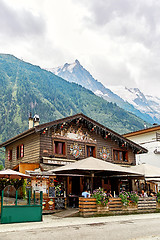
[0,0,160,96]
[0,0,46,39]
[74,0,160,96]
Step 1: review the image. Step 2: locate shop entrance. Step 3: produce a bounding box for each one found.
[110,178,119,196]
[93,177,102,190]
[72,176,80,195]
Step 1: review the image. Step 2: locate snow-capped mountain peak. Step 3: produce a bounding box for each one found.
[107,85,160,123]
[47,59,106,92]
[46,60,160,124]
[107,86,145,106]
[63,61,76,73]
[49,60,80,75]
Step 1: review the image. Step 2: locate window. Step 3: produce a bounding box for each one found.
[119,151,123,161]
[156,132,160,141]
[113,150,118,161]
[16,144,24,159]
[86,145,96,157]
[113,149,128,162]
[8,149,12,161]
[54,141,66,156]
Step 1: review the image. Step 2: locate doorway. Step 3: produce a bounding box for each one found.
[72,177,80,195]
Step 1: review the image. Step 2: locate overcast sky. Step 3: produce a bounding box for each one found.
[0,0,160,97]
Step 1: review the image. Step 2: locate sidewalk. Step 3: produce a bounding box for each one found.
[0,212,160,233]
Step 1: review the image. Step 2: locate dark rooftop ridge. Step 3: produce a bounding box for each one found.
[0,113,147,154]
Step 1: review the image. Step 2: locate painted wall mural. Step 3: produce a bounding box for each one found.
[99,147,110,160]
[70,143,82,159]
[53,126,96,143]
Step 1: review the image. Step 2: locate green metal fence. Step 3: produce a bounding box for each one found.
[1,190,43,224]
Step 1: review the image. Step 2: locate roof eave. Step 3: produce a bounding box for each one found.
[0,127,36,148]
[123,125,160,137]
[35,113,147,153]
[0,113,147,153]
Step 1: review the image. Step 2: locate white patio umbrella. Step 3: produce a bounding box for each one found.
[130,163,160,179]
[50,157,143,176]
[49,157,143,193]
[0,169,31,179]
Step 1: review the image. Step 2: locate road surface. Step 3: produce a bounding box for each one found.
[0,213,160,240]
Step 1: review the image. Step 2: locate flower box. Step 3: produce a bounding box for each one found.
[156,202,160,209]
[122,202,138,211]
[97,204,109,213]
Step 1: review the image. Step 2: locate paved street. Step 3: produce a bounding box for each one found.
[1,213,160,240]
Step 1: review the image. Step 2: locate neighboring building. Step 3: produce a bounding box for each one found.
[123,125,160,168]
[0,113,147,173]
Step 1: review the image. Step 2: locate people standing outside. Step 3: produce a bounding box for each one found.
[82,188,90,198]
[105,189,113,198]
[140,189,148,197]
[108,190,113,198]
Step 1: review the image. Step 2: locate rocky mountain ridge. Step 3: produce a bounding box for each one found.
[48,60,160,124]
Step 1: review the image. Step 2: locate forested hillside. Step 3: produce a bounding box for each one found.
[0,54,150,166]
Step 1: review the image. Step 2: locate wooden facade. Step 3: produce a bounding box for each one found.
[39,124,136,167]
[0,113,147,173]
[5,133,40,170]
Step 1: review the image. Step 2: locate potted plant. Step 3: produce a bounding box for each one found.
[92,188,109,213]
[119,191,138,210]
[156,192,160,209]
[119,191,130,207]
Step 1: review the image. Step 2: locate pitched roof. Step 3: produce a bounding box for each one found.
[0,113,147,153]
[0,127,35,148]
[123,124,160,138]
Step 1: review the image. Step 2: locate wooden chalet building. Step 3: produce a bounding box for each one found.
[0,113,147,171]
[0,113,147,196]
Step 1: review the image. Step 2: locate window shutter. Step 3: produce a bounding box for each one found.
[17,146,19,159]
[21,144,24,157]
[87,147,89,157]
[8,150,10,161]
[58,143,62,154]
[63,143,65,155]
[10,150,12,161]
[125,151,128,162]
[54,142,56,154]
[93,147,96,157]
